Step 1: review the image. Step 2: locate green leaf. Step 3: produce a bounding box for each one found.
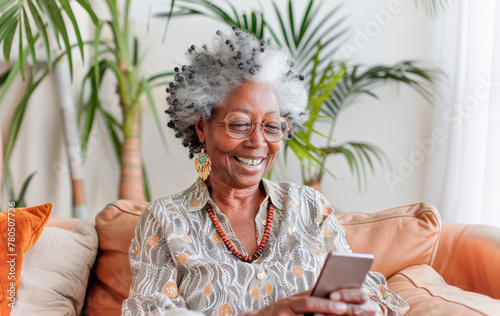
[142,161,151,202]
[258,12,265,38]
[228,1,241,26]
[272,1,291,50]
[142,81,169,154]
[298,0,314,40]
[81,60,108,152]
[93,23,104,88]
[287,0,296,46]
[339,146,362,190]
[14,171,37,207]
[352,143,375,173]
[0,68,12,86]
[22,9,37,73]
[81,92,98,153]
[329,61,437,113]
[132,37,138,66]
[319,142,389,190]
[242,13,249,30]
[75,0,99,24]
[40,0,74,77]
[295,3,346,58]
[59,0,85,61]
[98,106,122,165]
[28,0,51,65]
[18,18,24,79]
[251,11,258,35]
[3,69,48,202]
[161,0,176,41]
[200,0,236,25]
[414,0,451,18]
[0,0,16,12]
[147,71,175,82]
[0,57,21,102]
[1,7,19,64]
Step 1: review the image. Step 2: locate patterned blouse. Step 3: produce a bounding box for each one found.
[122,178,409,316]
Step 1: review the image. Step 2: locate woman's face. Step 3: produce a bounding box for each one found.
[195,81,283,190]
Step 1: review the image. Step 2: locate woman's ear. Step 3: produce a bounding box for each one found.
[195,119,206,143]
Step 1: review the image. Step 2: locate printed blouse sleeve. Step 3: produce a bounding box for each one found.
[122,201,202,316]
[313,190,410,316]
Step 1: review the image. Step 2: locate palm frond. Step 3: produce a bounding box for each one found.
[79,59,109,153]
[323,61,439,119]
[320,142,388,191]
[3,67,48,202]
[268,1,348,75]
[142,80,169,154]
[0,67,13,88]
[158,0,265,36]
[11,171,37,207]
[98,106,122,165]
[0,0,97,78]
[414,0,452,18]
[142,161,151,202]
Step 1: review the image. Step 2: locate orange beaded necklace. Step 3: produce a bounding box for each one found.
[205,203,274,262]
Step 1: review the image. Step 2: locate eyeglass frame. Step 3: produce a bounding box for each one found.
[211,112,291,143]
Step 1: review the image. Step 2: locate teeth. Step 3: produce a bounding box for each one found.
[236,157,263,166]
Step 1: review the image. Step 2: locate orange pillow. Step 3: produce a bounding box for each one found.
[0,203,52,314]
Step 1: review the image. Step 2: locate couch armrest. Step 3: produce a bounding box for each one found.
[432,223,500,300]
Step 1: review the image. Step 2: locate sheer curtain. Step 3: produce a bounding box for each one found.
[424,0,500,227]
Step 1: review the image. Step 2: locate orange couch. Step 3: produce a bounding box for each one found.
[47,201,500,315]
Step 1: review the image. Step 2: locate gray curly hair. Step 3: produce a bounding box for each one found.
[165,26,309,158]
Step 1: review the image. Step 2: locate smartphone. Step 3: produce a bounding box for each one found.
[311,252,374,298]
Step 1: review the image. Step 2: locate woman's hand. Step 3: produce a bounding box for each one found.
[328,288,376,316]
[240,289,376,316]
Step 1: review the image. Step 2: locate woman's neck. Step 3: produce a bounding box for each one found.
[206,178,266,219]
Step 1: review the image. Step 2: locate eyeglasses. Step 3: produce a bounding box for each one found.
[212,113,290,142]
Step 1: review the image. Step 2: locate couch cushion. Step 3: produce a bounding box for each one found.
[0,203,52,315]
[336,203,440,279]
[85,200,147,315]
[387,264,500,315]
[11,220,98,316]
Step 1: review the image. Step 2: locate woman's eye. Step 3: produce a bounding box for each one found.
[264,124,281,133]
[229,123,251,130]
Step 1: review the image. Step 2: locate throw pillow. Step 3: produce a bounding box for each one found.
[10,221,98,315]
[0,203,52,315]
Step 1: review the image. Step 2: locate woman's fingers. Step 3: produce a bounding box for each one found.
[292,290,312,297]
[287,296,347,315]
[329,289,369,304]
[257,290,374,316]
[345,303,364,316]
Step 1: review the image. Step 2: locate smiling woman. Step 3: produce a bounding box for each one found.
[122,27,409,316]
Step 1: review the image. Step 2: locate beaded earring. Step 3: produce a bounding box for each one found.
[194,148,211,180]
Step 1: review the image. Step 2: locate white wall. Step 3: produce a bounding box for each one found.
[1,0,442,218]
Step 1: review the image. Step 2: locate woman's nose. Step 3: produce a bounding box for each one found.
[246,123,267,147]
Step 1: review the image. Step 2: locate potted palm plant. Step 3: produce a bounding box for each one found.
[161,0,439,191]
[0,0,175,214]
[0,0,96,213]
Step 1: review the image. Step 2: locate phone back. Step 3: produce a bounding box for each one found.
[312,252,374,298]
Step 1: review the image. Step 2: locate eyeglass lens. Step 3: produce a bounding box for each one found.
[227,115,287,142]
